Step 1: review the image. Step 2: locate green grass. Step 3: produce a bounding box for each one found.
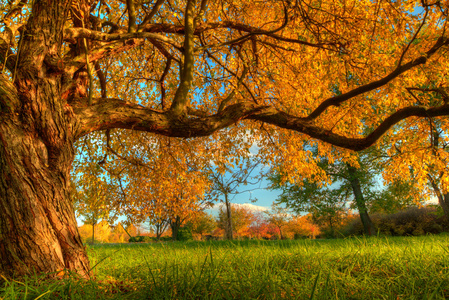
[2,235,449,299]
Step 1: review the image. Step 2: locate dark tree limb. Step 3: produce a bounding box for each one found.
[72,92,449,152]
[126,0,137,33]
[0,37,16,73]
[169,0,196,116]
[138,0,165,30]
[64,27,181,49]
[72,98,265,139]
[250,104,449,151]
[305,36,449,121]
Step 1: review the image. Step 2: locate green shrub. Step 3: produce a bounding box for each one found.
[293,233,308,239]
[128,236,149,243]
[177,227,193,241]
[344,207,449,236]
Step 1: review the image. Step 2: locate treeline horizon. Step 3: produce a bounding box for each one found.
[77,203,449,244]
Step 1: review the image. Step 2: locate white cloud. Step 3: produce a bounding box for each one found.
[209,202,269,213]
[425,196,439,205]
[237,203,269,211]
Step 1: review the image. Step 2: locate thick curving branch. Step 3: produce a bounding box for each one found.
[249,104,449,151]
[72,98,265,140]
[72,94,449,152]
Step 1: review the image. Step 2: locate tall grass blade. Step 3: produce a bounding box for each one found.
[309,269,321,300]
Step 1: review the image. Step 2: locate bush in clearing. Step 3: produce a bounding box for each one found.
[128,236,152,243]
[176,226,193,241]
[344,207,449,236]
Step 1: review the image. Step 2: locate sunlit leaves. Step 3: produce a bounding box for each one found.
[61,0,449,225]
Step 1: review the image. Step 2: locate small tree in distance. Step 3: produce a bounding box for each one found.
[208,155,262,240]
[264,203,291,240]
[217,204,255,239]
[187,211,217,240]
[73,178,111,245]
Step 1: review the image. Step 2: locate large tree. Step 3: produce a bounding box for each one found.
[1,0,449,279]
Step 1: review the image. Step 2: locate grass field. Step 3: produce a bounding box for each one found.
[2,235,449,299]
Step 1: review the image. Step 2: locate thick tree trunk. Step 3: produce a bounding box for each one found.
[441,193,449,220]
[347,165,376,236]
[0,0,91,278]
[428,176,449,221]
[170,216,181,241]
[0,116,90,278]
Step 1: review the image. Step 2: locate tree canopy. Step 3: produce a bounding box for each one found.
[2,1,448,146]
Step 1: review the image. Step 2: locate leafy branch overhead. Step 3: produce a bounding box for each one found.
[2,1,448,151]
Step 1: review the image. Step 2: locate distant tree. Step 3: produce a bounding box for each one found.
[115,151,212,241]
[144,215,170,240]
[77,220,112,243]
[270,171,350,237]
[73,177,111,244]
[270,145,390,236]
[286,215,320,239]
[125,223,140,237]
[382,114,449,221]
[310,193,351,238]
[368,180,418,214]
[217,204,255,239]
[208,156,262,240]
[264,203,291,239]
[247,211,271,239]
[187,211,217,240]
[108,222,129,243]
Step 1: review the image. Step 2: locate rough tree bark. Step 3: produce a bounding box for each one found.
[0,103,90,278]
[0,1,91,279]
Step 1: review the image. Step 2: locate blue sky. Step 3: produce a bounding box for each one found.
[209,176,281,214]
